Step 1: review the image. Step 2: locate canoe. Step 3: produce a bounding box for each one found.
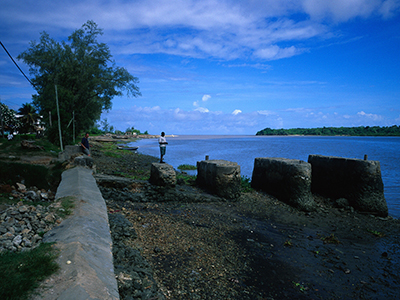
[117,146,138,151]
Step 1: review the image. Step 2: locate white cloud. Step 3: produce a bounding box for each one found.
[254,45,306,60]
[202,94,211,102]
[357,111,383,121]
[195,107,210,113]
[232,109,242,115]
[3,0,397,62]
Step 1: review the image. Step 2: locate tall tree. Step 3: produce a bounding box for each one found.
[17,103,39,133]
[0,101,21,137]
[18,20,141,144]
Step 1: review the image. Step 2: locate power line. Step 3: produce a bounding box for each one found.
[0,41,35,87]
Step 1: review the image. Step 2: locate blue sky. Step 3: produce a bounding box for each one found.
[1,0,400,135]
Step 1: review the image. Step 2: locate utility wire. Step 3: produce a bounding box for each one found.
[0,41,35,87]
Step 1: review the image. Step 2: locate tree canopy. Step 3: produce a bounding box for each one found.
[256,125,400,136]
[0,101,21,137]
[18,20,141,144]
[17,103,39,134]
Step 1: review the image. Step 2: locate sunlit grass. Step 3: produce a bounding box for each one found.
[0,243,59,300]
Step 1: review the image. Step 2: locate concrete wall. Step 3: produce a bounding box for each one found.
[308,154,388,216]
[251,157,315,211]
[197,160,241,199]
[34,167,119,300]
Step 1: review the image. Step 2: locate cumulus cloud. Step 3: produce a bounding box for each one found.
[232,109,242,115]
[202,94,211,102]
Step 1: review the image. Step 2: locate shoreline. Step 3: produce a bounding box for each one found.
[92,144,400,299]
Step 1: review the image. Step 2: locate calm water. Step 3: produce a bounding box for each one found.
[130,135,400,218]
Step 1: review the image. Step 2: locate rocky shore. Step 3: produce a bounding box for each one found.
[92,144,400,300]
[0,184,61,253]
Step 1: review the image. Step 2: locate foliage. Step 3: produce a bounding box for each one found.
[256,125,400,136]
[241,175,253,193]
[125,126,148,135]
[17,20,141,145]
[0,242,59,300]
[17,103,40,134]
[0,101,22,136]
[177,164,197,170]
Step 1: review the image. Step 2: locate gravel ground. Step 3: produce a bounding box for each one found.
[93,142,400,300]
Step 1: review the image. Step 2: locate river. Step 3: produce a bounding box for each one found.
[129,135,400,218]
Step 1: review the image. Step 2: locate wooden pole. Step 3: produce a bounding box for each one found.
[73,111,75,143]
[55,85,63,151]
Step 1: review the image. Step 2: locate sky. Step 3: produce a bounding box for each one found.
[1,0,400,135]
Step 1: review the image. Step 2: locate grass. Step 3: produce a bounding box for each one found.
[53,196,75,218]
[0,242,59,300]
[176,173,197,185]
[320,233,341,244]
[177,164,197,170]
[367,229,385,237]
[0,135,60,156]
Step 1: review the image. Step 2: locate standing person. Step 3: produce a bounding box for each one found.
[81,132,90,156]
[158,131,168,163]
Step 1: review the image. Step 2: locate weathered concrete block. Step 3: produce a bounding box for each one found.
[74,155,94,168]
[308,155,388,216]
[197,160,241,199]
[58,145,83,161]
[149,163,176,187]
[251,157,315,211]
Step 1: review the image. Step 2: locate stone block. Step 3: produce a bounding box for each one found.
[251,157,315,211]
[308,154,388,216]
[149,163,176,187]
[197,160,241,199]
[58,145,83,161]
[74,155,94,168]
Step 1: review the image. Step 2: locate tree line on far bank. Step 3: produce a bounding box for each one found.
[256,125,400,136]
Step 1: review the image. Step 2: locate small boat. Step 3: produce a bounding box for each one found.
[117,145,138,151]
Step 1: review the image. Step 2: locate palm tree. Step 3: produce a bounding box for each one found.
[17,103,39,134]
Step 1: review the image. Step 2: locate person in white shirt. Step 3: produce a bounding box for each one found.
[158,132,168,163]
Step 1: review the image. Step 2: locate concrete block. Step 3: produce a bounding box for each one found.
[197,160,241,199]
[58,145,83,161]
[149,163,176,187]
[251,157,315,211]
[308,154,388,216]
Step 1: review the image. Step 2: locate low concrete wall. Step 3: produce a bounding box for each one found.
[34,167,119,299]
[308,154,388,216]
[197,159,241,199]
[251,157,315,211]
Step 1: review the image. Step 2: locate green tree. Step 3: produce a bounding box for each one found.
[17,20,141,145]
[0,101,21,138]
[17,103,39,134]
